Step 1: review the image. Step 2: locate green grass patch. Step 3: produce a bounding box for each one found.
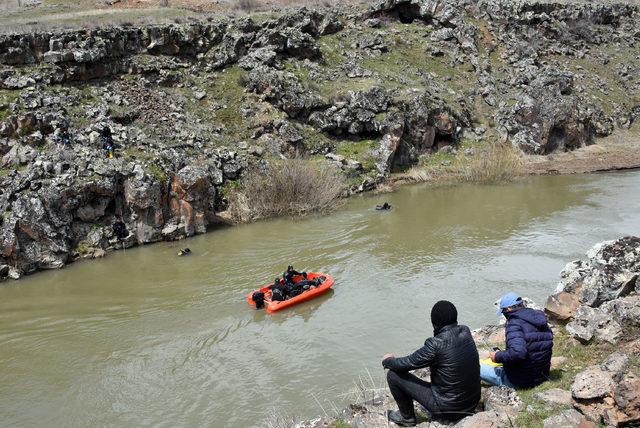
[419,150,456,167]
[283,59,311,82]
[300,126,334,152]
[547,44,640,115]
[0,89,22,117]
[335,138,377,171]
[319,32,346,69]
[0,108,11,121]
[123,147,154,161]
[312,22,474,104]
[330,419,352,428]
[146,164,168,182]
[180,65,250,141]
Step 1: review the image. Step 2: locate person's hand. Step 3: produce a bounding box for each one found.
[383,353,395,360]
[489,351,497,362]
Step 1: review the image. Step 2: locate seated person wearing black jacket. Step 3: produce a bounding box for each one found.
[382,301,481,426]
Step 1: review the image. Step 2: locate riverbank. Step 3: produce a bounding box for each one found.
[298,237,640,428]
[2,0,640,281]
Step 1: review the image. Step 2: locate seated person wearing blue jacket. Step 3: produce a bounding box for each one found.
[482,292,554,389]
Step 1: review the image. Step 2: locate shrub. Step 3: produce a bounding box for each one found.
[236,159,345,220]
[461,142,524,183]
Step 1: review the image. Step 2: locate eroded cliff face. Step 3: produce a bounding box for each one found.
[1,0,639,280]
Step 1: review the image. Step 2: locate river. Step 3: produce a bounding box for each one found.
[1,171,639,427]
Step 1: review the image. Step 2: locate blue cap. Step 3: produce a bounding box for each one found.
[497,292,522,315]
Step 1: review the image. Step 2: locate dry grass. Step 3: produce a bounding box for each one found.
[232,159,345,220]
[461,143,524,183]
[398,143,525,185]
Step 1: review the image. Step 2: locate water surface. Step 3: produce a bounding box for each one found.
[1,171,639,427]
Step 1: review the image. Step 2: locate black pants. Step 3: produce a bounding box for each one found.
[387,371,473,422]
[387,370,439,419]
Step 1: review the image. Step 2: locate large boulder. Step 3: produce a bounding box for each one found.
[308,87,390,136]
[565,305,622,344]
[578,237,640,307]
[545,291,580,321]
[609,373,640,426]
[555,237,640,309]
[370,0,459,26]
[571,352,635,424]
[600,295,640,326]
[247,66,327,119]
[499,72,598,154]
[572,367,614,400]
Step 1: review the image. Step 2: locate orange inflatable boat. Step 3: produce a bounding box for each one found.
[247,272,334,313]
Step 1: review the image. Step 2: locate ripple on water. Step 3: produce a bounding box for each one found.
[1,171,640,427]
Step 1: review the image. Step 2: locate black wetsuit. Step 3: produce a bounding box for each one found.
[283,269,304,285]
[270,279,287,301]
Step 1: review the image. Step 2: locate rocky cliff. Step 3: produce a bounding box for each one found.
[1,0,639,280]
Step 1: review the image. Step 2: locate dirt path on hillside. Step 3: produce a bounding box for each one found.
[525,128,640,175]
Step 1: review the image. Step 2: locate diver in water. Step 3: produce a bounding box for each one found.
[376,202,392,210]
[177,248,192,256]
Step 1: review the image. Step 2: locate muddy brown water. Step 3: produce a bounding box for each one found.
[1,171,640,427]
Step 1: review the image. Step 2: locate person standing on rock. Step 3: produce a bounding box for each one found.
[382,300,481,426]
[482,292,553,389]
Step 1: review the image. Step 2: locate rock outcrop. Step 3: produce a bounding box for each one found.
[545,237,640,345]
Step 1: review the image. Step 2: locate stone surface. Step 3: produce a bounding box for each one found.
[472,325,506,346]
[601,295,640,326]
[454,410,510,428]
[545,291,580,321]
[542,408,596,428]
[566,305,622,344]
[535,388,572,406]
[484,386,523,416]
[571,366,613,400]
[611,373,640,425]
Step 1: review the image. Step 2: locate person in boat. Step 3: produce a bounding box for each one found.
[481,292,553,389]
[382,300,480,426]
[376,202,392,210]
[269,277,287,301]
[284,275,327,299]
[283,265,305,285]
[177,248,191,256]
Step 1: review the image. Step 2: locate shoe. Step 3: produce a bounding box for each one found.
[387,410,417,427]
